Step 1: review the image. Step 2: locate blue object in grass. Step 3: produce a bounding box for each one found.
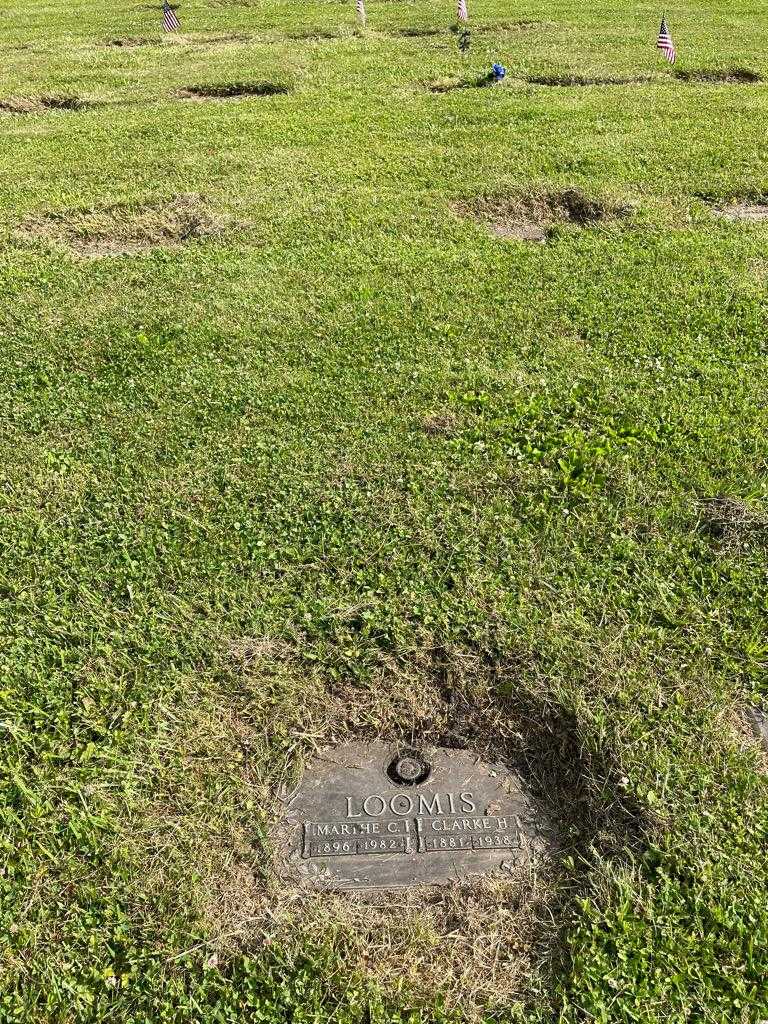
[491,62,506,81]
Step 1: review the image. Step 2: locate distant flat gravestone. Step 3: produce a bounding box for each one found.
[278,742,543,890]
[745,705,768,753]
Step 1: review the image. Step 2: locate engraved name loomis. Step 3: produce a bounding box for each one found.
[301,789,524,860]
[346,791,477,818]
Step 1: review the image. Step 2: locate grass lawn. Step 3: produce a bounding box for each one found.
[2,0,768,1020]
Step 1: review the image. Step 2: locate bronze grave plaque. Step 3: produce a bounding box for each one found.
[279,741,542,890]
[745,704,768,753]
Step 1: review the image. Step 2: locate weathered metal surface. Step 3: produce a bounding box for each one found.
[745,705,768,753]
[278,742,542,891]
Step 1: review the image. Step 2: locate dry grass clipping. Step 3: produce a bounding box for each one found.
[16,194,232,257]
[697,495,768,550]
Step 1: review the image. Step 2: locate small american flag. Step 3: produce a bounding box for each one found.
[457,0,468,23]
[657,16,676,64]
[163,0,181,32]
[355,0,365,25]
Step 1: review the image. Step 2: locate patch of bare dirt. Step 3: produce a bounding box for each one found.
[455,188,631,243]
[16,194,233,258]
[675,67,762,83]
[426,72,510,93]
[422,410,459,436]
[177,81,289,100]
[0,94,88,114]
[715,201,768,223]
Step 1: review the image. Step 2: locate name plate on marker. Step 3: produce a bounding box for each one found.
[279,742,543,891]
[303,818,412,857]
[416,815,523,853]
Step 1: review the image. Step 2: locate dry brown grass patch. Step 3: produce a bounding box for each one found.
[150,659,553,1012]
[16,194,234,258]
[0,94,87,114]
[455,188,631,243]
[422,410,459,437]
[715,200,768,223]
[697,495,768,549]
[249,872,546,1013]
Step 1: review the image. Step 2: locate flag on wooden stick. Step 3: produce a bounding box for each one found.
[162,0,181,32]
[457,0,468,23]
[656,15,676,64]
[356,0,366,26]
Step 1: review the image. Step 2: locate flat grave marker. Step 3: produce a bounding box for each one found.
[278,741,544,890]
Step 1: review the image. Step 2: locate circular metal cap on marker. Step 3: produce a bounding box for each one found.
[388,750,431,786]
